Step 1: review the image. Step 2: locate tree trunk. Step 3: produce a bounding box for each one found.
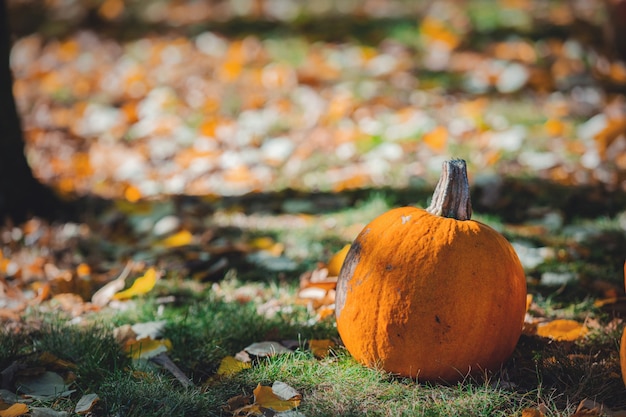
[0,0,64,223]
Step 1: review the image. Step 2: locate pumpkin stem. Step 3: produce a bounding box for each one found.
[426,159,472,221]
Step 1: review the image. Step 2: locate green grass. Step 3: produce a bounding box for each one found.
[1,192,625,416]
[2,283,623,417]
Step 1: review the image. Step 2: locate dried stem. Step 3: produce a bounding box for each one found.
[426,159,472,221]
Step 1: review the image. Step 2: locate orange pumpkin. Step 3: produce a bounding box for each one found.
[335,159,527,382]
[621,327,626,387]
[619,262,626,385]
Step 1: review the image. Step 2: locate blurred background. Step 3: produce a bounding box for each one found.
[5,0,626,202]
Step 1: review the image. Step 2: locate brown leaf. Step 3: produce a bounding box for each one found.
[309,339,335,358]
[520,408,546,417]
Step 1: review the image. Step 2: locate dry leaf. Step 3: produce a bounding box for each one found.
[571,399,611,417]
[520,408,546,417]
[253,382,300,411]
[124,338,172,360]
[327,244,350,277]
[216,356,251,377]
[91,262,132,306]
[422,125,448,151]
[0,402,29,417]
[38,352,76,370]
[536,319,589,341]
[158,230,193,248]
[113,268,159,300]
[131,320,166,340]
[299,268,337,291]
[29,407,69,417]
[308,339,335,358]
[270,381,300,401]
[74,393,99,414]
[15,371,74,399]
[244,342,292,357]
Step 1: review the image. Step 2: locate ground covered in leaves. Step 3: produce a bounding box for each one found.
[2,1,626,416]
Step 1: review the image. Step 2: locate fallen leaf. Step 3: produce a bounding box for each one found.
[74,393,99,414]
[536,319,589,341]
[38,352,76,370]
[570,399,611,417]
[253,382,300,412]
[159,230,193,248]
[308,339,335,358]
[124,338,172,360]
[222,393,252,415]
[244,342,292,357]
[299,268,337,291]
[0,402,29,417]
[271,381,300,401]
[216,356,251,377]
[327,244,350,277]
[520,408,545,417]
[422,125,448,151]
[113,268,159,300]
[15,371,74,400]
[29,407,69,417]
[131,320,167,340]
[91,262,132,306]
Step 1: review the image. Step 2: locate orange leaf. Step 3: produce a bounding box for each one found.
[536,319,588,341]
[309,339,335,358]
[113,268,159,300]
[422,126,448,151]
[327,244,350,277]
[253,383,300,412]
[76,263,91,278]
[124,185,142,203]
[0,402,28,417]
[520,408,546,417]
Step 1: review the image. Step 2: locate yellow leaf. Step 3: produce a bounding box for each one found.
[309,339,335,358]
[327,244,350,277]
[216,356,251,377]
[113,268,159,300]
[253,383,300,412]
[0,402,29,417]
[124,338,172,360]
[422,125,448,151]
[250,237,284,256]
[159,230,193,248]
[536,319,589,341]
[526,294,533,312]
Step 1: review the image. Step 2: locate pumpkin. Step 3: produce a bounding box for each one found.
[619,327,626,385]
[619,262,626,385]
[335,159,527,382]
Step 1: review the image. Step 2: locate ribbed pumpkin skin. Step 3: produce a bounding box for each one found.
[335,206,527,382]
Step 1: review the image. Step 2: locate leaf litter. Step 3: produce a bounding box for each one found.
[2,0,626,415]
